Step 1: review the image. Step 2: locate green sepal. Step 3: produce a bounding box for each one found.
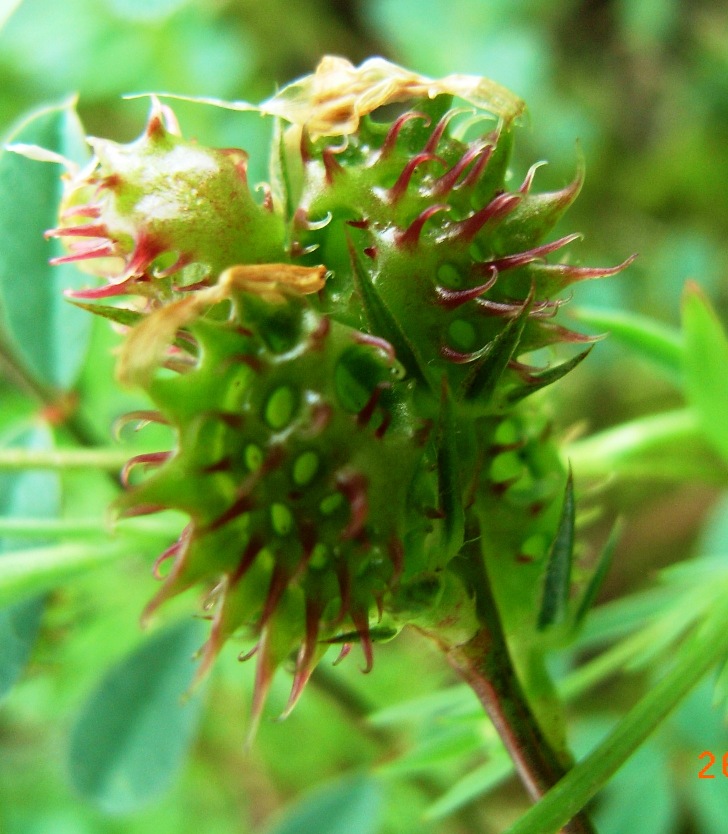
[434,380,466,566]
[574,518,622,628]
[506,347,593,405]
[69,300,144,329]
[537,469,575,630]
[347,236,428,386]
[460,301,530,407]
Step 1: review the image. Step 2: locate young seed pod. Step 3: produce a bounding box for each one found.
[50,57,632,727]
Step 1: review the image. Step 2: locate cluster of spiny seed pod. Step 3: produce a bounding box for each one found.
[49,57,631,725]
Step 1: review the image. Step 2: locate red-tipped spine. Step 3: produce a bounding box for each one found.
[388,152,445,203]
[397,204,450,248]
[447,193,521,242]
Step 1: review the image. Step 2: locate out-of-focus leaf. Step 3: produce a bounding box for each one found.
[578,727,675,834]
[0,424,59,700]
[379,722,484,776]
[424,753,513,820]
[673,681,728,834]
[0,0,22,31]
[68,619,206,813]
[0,540,132,608]
[682,283,728,466]
[574,519,622,627]
[0,101,90,389]
[267,775,384,834]
[0,595,43,699]
[104,0,191,22]
[572,306,683,379]
[537,470,574,629]
[696,492,728,559]
[617,0,679,47]
[369,685,476,727]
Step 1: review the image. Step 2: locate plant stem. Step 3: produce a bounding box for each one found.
[424,540,596,834]
[310,664,486,834]
[504,598,728,834]
[0,334,105,448]
[0,446,130,471]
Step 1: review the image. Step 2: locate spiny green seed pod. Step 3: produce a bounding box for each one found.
[49,57,632,726]
[115,265,449,720]
[47,99,285,300]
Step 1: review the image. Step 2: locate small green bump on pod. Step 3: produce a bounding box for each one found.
[447,319,477,351]
[265,386,296,429]
[505,469,539,507]
[310,543,328,568]
[293,450,319,486]
[494,419,520,445]
[521,533,548,560]
[468,241,485,262]
[245,443,263,471]
[320,493,344,516]
[490,450,523,483]
[437,263,463,289]
[271,503,294,536]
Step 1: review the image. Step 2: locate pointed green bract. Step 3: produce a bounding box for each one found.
[537,470,575,630]
[46,57,631,723]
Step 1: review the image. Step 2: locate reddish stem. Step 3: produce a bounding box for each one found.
[422,540,597,834]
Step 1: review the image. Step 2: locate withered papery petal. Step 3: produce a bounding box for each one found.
[117,263,327,386]
[259,56,526,140]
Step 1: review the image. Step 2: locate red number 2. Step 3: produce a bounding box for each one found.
[699,751,716,779]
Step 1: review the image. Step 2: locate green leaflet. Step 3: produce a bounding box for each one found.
[267,775,384,834]
[682,283,728,467]
[0,540,132,609]
[461,302,529,406]
[424,754,513,820]
[0,425,59,700]
[0,100,91,389]
[573,306,683,379]
[68,619,206,813]
[378,721,483,776]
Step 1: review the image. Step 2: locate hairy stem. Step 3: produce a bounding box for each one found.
[423,540,597,834]
[0,335,105,448]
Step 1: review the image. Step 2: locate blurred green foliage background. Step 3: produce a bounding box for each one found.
[3,1,728,832]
